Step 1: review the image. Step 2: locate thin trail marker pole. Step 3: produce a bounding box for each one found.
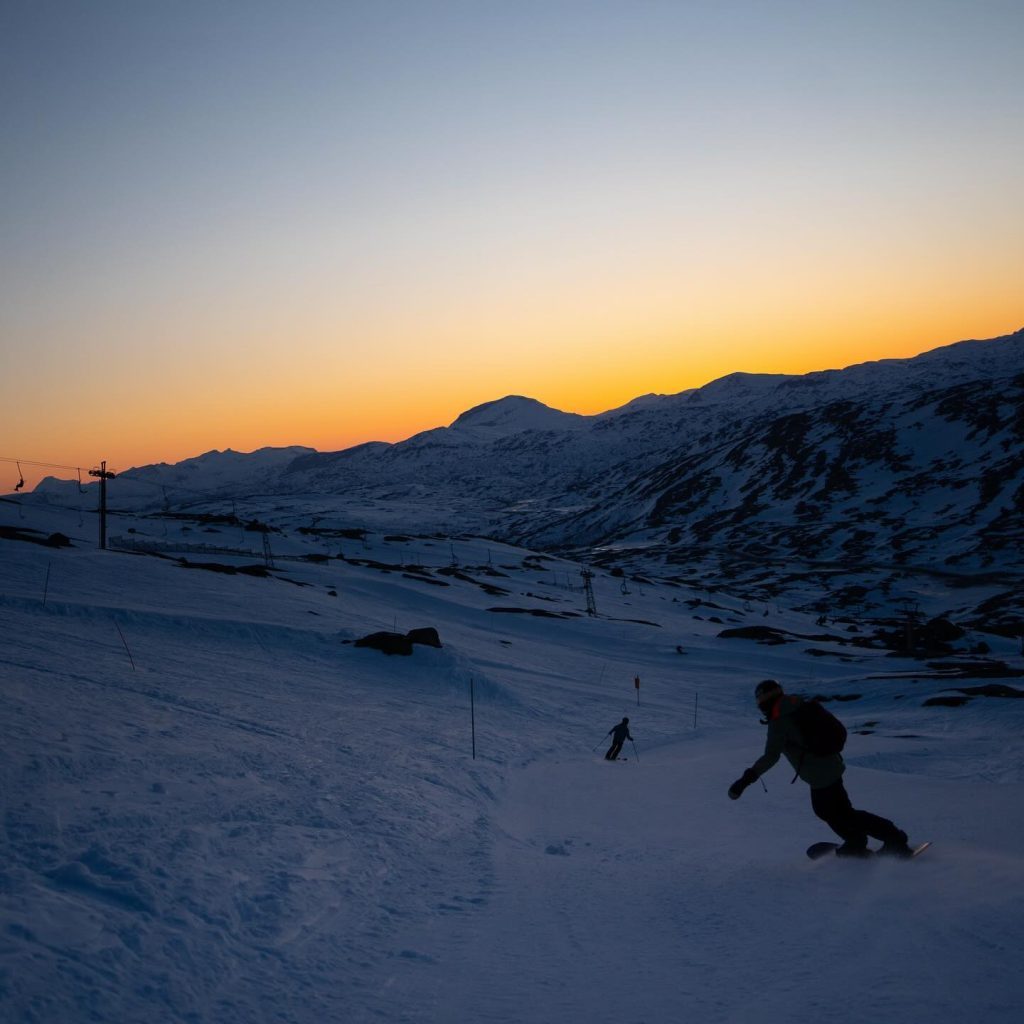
[42,561,51,606]
[114,619,136,671]
[470,676,476,760]
[634,674,640,706]
[693,692,698,729]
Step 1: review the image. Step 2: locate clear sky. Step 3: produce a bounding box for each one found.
[2,0,1021,491]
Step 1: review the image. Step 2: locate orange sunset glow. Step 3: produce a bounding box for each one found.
[2,2,1021,493]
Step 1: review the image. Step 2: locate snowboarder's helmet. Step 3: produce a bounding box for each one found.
[622,717,629,723]
[754,679,782,707]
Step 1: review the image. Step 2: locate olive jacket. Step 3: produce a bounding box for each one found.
[748,694,844,790]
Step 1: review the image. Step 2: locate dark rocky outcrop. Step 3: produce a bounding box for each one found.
[353,627,443,656]
[354,632,413,656]
[406,627,442,648]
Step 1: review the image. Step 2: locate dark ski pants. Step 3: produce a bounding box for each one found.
[605,740,624,760]
[810,779,903,848]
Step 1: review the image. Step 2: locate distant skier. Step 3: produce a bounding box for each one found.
[728,680,913,857]
[605,717,632,761]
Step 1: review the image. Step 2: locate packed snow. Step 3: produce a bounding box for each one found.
[2,496,1022,1023]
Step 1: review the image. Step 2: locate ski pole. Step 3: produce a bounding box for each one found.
[630,739,640,763]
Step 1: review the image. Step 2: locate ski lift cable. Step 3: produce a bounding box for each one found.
[0,455,85,472]
[0,455,207,504]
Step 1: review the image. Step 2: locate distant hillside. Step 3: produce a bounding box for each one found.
[280,328,1024,581]
[519,332,1024,573]
[24,328,1024,622]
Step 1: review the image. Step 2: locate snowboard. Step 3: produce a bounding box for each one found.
[807,840,931,861]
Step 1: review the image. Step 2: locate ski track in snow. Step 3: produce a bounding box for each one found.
[376,739,1024,1024]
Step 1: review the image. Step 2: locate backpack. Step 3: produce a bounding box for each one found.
[791,698,847,756]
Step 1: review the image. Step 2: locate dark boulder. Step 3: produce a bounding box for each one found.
[353,627,442,656]
[923,695,972,707]
[922,617,965,644]
[718,625,790,645]
[407,627,442,648]
[354,632,413,656]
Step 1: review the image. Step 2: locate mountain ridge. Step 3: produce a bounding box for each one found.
[21,328,1024,623]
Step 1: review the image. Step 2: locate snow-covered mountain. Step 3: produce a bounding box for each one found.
[22,328,1024,624]
[522,333,1024,570]
[283,330,1024,591]
[446,394,590,436]
[31,445,315,510]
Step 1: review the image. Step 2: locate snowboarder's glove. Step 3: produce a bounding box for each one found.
[728,769,758,800]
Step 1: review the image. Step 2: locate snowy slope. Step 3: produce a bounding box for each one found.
[2,498,1023,1023]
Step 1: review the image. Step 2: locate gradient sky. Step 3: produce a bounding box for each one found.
[2,0,1022,492]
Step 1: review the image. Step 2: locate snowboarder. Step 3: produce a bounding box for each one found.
[605,717,632,761]
[728,680,914,857]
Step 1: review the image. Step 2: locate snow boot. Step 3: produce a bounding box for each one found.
[878,831,913,858]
